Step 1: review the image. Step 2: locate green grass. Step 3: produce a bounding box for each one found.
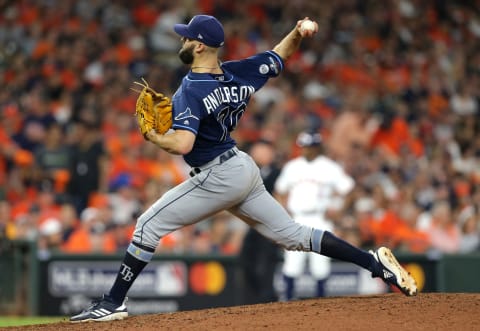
[0,316,66,327]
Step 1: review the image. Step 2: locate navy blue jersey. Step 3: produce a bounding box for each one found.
[171,50,284,167]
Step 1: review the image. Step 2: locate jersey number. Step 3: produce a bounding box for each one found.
[216,102,247,141]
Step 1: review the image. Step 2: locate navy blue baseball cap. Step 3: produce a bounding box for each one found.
[174,15,225,48]
[296,132,322,147]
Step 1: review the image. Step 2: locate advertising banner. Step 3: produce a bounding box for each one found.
[38,257,239,316]
[35,253,445,315]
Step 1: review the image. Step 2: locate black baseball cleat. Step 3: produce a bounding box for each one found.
[370,247,418,296]
[70,295,128,323]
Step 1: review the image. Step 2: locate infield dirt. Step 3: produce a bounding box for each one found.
[2,293,479,331]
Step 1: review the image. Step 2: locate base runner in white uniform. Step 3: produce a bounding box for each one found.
[275,131,354,299]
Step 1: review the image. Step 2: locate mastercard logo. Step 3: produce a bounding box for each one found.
[388,263,425,294]
[189,262,226,295]
[403,263,426,292]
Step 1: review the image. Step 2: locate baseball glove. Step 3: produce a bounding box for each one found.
[133,78,172,139]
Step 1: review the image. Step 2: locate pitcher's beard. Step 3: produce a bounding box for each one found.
[178,46,194,65]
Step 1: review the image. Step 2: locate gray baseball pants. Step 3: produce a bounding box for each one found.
[133,147,315,252]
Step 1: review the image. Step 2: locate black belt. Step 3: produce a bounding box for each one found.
[189,148,238,177]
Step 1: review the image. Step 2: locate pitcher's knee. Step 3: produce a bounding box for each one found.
[132,219,161,249]
[276,225,313,252]
[280,240,305,251]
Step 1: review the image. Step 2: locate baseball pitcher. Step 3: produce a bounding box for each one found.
[71,14,417,323]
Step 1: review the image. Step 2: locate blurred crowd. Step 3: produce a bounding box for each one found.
[0,0,479,258]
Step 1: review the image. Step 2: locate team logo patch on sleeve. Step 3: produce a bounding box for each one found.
[175,107,199,121]
[259,64,269,74]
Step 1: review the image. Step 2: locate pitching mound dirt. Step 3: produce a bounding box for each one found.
[3,293,479,331]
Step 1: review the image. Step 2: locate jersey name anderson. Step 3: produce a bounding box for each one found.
[172,51,284,166]
[203,85,255,114]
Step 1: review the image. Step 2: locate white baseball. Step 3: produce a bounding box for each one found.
[300,20,316,33]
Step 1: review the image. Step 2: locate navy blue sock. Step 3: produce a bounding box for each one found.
[313,230,379,275]
[108,242,155,304]
[283,275,295,301]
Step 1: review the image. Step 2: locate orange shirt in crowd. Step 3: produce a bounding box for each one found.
[358,214,380,246]
[373,209,429,252]
[374,209,401,247]
[370,117,424,158]
[146,159,185,186]
[428,92,449,118]
[62,228,117,254]
[132,3,160,27]
[325,63,376,90]
[391,220,430,253]
[380,66,411,93]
